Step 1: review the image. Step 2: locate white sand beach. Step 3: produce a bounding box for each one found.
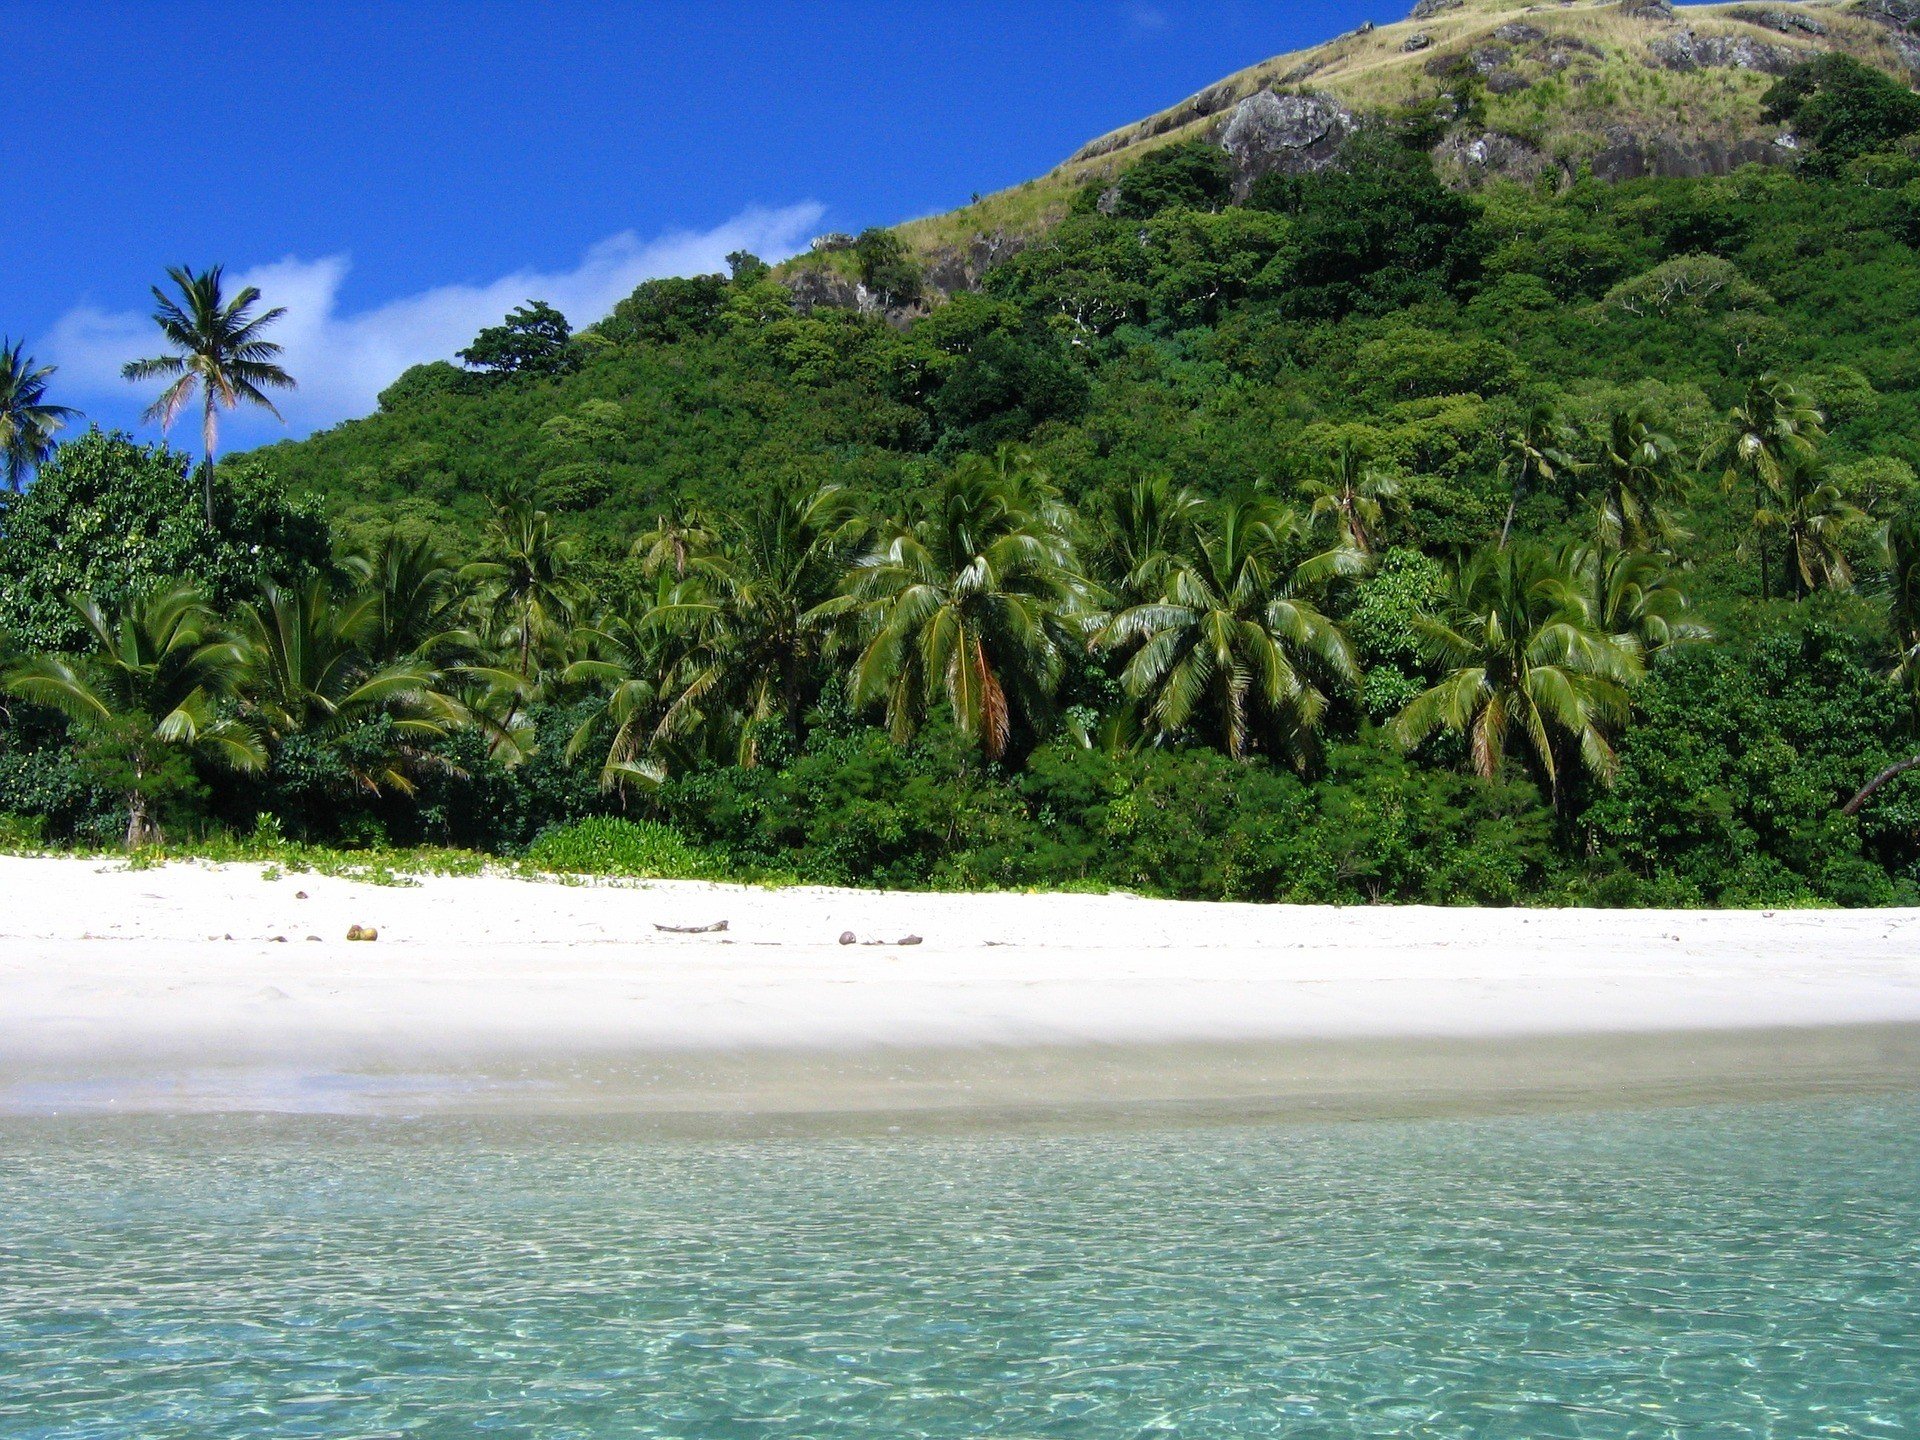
[3,855,1919,1122]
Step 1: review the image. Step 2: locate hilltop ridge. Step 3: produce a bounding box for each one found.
[783,0,1918,302]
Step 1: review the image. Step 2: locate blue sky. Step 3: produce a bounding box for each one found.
[4,1,1379,446]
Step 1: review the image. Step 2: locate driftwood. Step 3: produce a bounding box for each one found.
[1842,755,1920,816]
[653,920,729,934]
[861,934,923,947]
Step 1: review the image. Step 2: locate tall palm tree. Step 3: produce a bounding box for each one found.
[1589,409,1685,551]
[236,579,465,797]
[0,339,79,493]
[461,496,580,694]
[1300,437,1401,556]
[633,502,716,582]
[341,532,476,668]
[645,479,866,761]
[120,265,296,523]
[1392,544,1641,808]
[1703,375,1825,601]
[1499,402,1578,548]
[829,448,1088,762]
[1751,454,1864,599]
[1095,495,1361,765]
[3,583,262,846]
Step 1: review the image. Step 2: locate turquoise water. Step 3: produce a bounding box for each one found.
[2,1097,1917,1438]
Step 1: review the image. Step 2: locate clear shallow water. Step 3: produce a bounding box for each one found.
[2,1098,1917,1439]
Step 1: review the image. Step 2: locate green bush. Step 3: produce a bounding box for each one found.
[524,816,731,880]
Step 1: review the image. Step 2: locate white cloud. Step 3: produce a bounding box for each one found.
[45,201,826,442]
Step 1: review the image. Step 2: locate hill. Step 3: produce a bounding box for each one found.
[12,7,1920,909]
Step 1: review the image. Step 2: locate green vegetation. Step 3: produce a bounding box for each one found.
[11,52,1920,906]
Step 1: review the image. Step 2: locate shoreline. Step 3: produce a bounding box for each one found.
[5,856,1920,1121]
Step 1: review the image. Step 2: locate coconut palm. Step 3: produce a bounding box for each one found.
[1095,494,1362,764]
[633,502,716,582]
[120,266,297,524]
[236,579,466,796]
[3,583,262,847]
[1499,402,1578,548]
[1392,545,1641,807]
[1566,543,1710,661]
[1090,473,1206,611]
[644,479,865,761]
[342,533,475,667]
[0,339,79,493]
[1751,454,1865,599]
[1300,437,1401,556]
[462,495,580,693]
[830,448,1088,762]
[562,577,701,791]
[1589,409,1685,551]
[1704,375,1826,601]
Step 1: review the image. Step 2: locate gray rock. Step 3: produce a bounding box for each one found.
[1620,0,1676,19]
[1437,130,1550,181]
[1649,28,1804,72]
[1589,124,1788,181]
[1494,22,1546,43]
[1409,0,1463,17]
[1727,5,1827,35]
[1488,69,1533,94]
[1469,43,1513,74]
[1856,0,1920,30]
[1404,32,1434,51]
[1217,90,1358,195]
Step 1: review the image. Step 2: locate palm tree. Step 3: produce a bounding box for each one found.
[830,448,1088,762]
[1751,454,1864,599]
[1704,375,1825,601]
[3,583,262,847]
[462,496,580,694]
[1094,494,1361,764]
[1392,544,1641,809]
[1090,473,1206,611]
[1589,409,1685,551]
[562,579,695,792]
[0,339,79,493]
[120,265,296,524]
[1499,402,1578,548]
[1566,543,1710,661]
[342,532,476,668]
[236,579,465,796]
[1300,437,1401,556]
[633,503,716,582]
[645,478,866,761]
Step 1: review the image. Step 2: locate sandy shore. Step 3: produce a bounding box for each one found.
[4,856,1920,1122]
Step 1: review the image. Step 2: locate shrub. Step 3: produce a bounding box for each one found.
[524,816,729,880]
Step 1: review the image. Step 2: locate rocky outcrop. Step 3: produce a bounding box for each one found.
[1650,29,1806,71]
[920,232,1031,296]
[1217,90,1357,195]
[1494,23,1546,44]
[1408,0,1463,17]
[1590,126,1786,180]
[1404,32,1433,51]
[1727,6,1828,35]
[1621,0,1676,19]
[784,265,868,316]
[1436,130,1550,182]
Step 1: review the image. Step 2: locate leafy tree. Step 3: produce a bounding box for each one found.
[599,275,730,346]
[1095,495,1361,764]
[1762,55,1920,171]
[120,265,296,522]
[458,300,579,378]
[0,431,328,653]
[4,583,262,846]
[1112,139,1234,219]
[854,228,924,309]
[0,339,79,492]
[832,449,1088,761]
[1393,544,1641,808]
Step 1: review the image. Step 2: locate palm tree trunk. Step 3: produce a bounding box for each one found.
[1499,498,1516,549]
[124,791,159,850]
[202,393,218,526]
